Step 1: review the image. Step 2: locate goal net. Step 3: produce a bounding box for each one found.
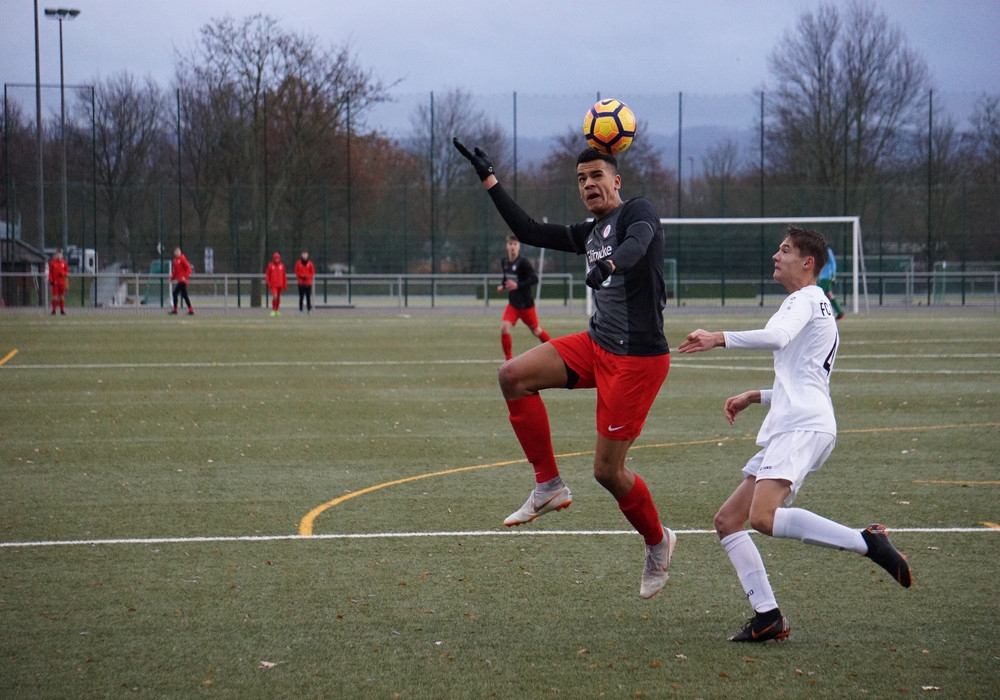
[658,216,868,313]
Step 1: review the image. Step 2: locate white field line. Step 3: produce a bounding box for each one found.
[0,359,500,370]
[1,527,995,549]
[3,356,999,375]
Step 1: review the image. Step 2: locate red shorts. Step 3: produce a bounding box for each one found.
[549,332,670,440]
[502,304,540,329]
[50,282,67,297]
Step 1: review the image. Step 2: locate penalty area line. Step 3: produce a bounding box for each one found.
[1,526,997,549]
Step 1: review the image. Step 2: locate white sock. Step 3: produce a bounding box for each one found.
[721,531,778,614]
[772,508,866,553]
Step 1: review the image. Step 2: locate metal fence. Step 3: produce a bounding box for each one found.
[3,270,997,314]
[3,89,998,282]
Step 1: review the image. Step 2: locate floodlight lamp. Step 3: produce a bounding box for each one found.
[44,8,80,19]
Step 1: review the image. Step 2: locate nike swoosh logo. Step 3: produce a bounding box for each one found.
[607,425,625,432]
[751,621,779,640]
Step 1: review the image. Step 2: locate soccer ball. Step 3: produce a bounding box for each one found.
[583,99,636,155]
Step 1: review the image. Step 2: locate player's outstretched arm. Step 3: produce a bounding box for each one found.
[455,137,575,253]
[677,329,726,353]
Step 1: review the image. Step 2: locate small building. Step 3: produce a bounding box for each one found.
[1,237,49,307]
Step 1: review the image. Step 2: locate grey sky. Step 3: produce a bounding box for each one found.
[2,0,999,133]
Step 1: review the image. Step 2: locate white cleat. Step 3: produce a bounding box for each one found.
[639,527,677,599]
[503,485,572,527]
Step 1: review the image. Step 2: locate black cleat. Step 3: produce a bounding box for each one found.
[861,523,912,588]
[729,608,790,643]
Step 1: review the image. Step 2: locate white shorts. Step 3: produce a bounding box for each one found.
[741,430,836,506]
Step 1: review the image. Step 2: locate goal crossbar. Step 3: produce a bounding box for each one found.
[659,216,867,313]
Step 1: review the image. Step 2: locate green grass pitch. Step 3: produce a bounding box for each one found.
[1,309,998,697]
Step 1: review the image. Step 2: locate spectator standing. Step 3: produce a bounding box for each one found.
[48,250,69,315]
[266,252,288,316]
[170,247,194,315]
[295,251,315,314]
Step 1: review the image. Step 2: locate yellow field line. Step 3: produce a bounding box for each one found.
[0,349,18,366]
[914,480,1000,486]
[299,424,1000,536]
[298,437,735,536]
[299,459,523,535]
[839,422,1000,435]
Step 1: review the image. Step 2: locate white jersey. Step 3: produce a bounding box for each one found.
[723,285,839,443]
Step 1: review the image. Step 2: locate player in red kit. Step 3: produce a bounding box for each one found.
[48,250,69,315]
[294,251,315,314]
[169,247,194,315]
[455,138,676,600]
[499,234,550,360]
[266,252,288,316]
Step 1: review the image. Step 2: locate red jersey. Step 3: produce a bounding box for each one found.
[48,258,69,286]
[294,259,315,286]
[266,258,288,291]
[171,254,192,283]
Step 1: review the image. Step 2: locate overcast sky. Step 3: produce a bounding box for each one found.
[2,0,999,133]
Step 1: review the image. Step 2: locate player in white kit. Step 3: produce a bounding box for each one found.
[678,226,911,643]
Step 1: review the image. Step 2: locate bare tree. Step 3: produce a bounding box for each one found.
[175,14,393,292]
[1,99,34,233]
[174,74,240,258]
[969,94,1000,186]
[83,72,168,266]
[764,0,931,189]
[699,138,744,215]
[408,88,507,272]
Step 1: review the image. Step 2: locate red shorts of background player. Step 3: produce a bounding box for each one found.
[549,332,670,441]
[502,304,541,330]
[50,282,67,297]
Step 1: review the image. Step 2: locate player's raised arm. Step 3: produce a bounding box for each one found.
[454,137,575,253]
[453,138,497,188]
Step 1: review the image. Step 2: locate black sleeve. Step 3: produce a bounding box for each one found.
[517,257,539,288]
[612,200,657,271]
[487,182,579,253]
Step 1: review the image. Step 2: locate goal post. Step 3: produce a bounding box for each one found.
[658,216,868,313]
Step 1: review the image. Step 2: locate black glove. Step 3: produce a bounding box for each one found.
[586,259,614,290]
[453,138,495,181]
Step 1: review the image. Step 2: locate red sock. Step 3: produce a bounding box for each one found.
[506,394,559,484]
[59,300,65,312]
[617,475,664,546]
[52,300,57,312]
[501,333,513,360]
[538,329,551,343]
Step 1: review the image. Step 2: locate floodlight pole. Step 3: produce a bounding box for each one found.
[45,7,80,254]
[34,1,45,253]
